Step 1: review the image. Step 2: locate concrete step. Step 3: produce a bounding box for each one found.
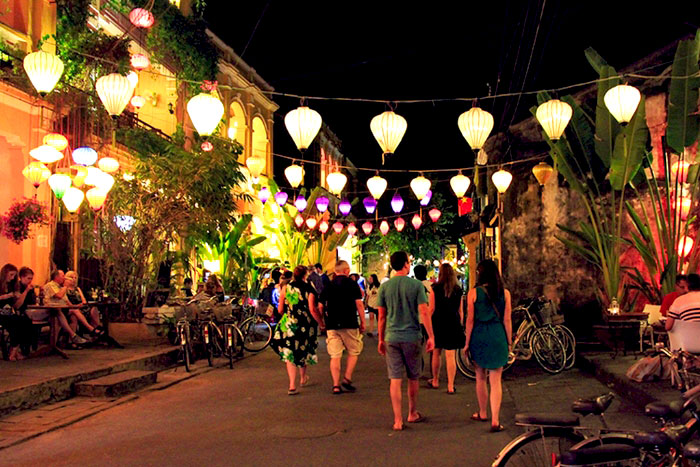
[74,370,157,398]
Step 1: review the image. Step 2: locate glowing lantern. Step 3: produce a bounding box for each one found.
[370,111,407,155]
[671,161,690,184]
[96,73,133,117]
[492,169,513,193]
[274,191,288,206]
[391,193,404,213]
[126,71,139,89]
[411,214,423,230]
[363,197,377,214]
[187,93,224,136]
[258,187,270,204]
[62,187,84,213]
[95,172,115,192]
[532,162,554,186]
[201,141,213,152]
[284,164,304,188]
[86,188,108,211]
[326,171,347,195]
[23,51,64,95]
[362,222,373,235]
[379,221,390,236]
[429,208,442,222]
[294,214,304,228]
[43,133,68,151]
[306,217,317,230]
[410,175,431,200]
[284,106,322,151]
[604,84,641,124]
[420,190,432,206]
[367,174,388,199]
[131,95,146,110]
[315,196,329,213]
[339,199,352,216]
[333,222,343,234]
[97,157,120,173]
[450,171,471,198]
[458,107,494,151]
[129,8,154,28]
[394,217,406,232]
[130,53,150,71]
[48,173,72,199]
[676,197,692,221]
[72,147,98,166]
[347,223,358,236]
[477,148,488,165]
[71,165,88,187]
[84,167,103,187]
[319,220,329,234]
[246,156,266,181]
[536,99,573,140]
[679,236,694,258]
[29,145,63,164]
[295,195,307,212]
[22,162,50,188]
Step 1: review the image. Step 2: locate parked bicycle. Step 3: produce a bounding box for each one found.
[650,342,700,391]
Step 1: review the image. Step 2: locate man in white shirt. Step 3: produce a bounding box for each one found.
[666,273,700,331]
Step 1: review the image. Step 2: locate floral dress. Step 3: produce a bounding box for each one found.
[271,280,318,367]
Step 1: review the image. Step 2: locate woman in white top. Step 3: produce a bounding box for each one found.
[365,274,380,336]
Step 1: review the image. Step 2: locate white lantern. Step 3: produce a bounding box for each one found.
[492,169,513,193]
[187,93,225,136]
[130,53,150,71]
[84,167,105,186]
[450,171,471,198]
[284,164,304,188]
[48,173,72,200]
[246,156,266,180]
[370,111,407,155]
[72,147,98,166]
[62,187,84,213]
[23,51,64,95]
[284,106,322,151]
[604,84,641,124]
[457,107,494,150]
[410,175,431,200]
[367,174,388,199]
[130,95,146,110]
[126,71,139,89]
[97,157,120,173]
[95,172,115,192]
[326,171,347,195]
[96,73,133,117]
[29,145,64,164]
[536,99,573,141]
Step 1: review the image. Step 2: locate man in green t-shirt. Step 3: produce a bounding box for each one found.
[377,251,435,431]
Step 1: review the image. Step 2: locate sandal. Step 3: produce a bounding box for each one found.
[341,378,356,392]
[490,424,505,432]
[426,380,439,389]
[471,413,489,422]
[332,385,343,395]
[287,388,299,396]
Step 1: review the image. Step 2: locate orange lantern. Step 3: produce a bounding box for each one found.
[379,220,390,236]
[671,161,690,184]
[679,236,694,258]
[394,217,406,232]
[429,208,442,222]
[347,223,357,236]
[412,214,422,230]
[362,222,373,235]
[42,133,68,151]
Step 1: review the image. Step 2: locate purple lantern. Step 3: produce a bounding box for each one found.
[274,191,288,206]
[391,193,404,213]
[339,199,352,216]
[420,189,432,206]
[315,196,329,213]
[363,196,377,214]
[258,187,270,204]
[294,195,307,212]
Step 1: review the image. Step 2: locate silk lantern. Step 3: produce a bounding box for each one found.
[362,222,373,235]
[294,214,304,228]
[420,190,432,206]
[679,236,694,257]
[370,111,407,156]
[22,162,50,188]
[130,54,150,71]
[604,84,641,124]
[367,174,388,199]
[23,51,64,95]
[394,217,405,232]
[411,214,422,230]
[284,164,304,188]
[339,199,352,216]
[450,171,471,198]
[295,195,307,212]
[306,217,317,230]
[536,99,573,140]
[492,169,513,193]
[130,95,146,110]
[333,222,344,234]
[315,196,330,213]
[187,93,224,136]
[71,165,88,187]
[457,107,494,151]
[48,173,72,199]
[29,145,63,164]
[363,197,377,214]
[126,71,139,88]
[347,223,358,236]
[274,191,288,206]
[326,171,347,195]
[429,208,442,222]
[284,106,322,151]
[43,133,68,151]
[96,73,133,117]
[129,8,154,28]
[319,220,329,234]
[532,162,554,186]
[390,193,404,213]
[62,187,84,213]
[97,157,120,174]
[72,147,98,166]
[258,187,270,204]
[671,161,690,184]
[379,221,390,236]
[86,188,108,211]
[410,175,431,200]
[246,156,266,181]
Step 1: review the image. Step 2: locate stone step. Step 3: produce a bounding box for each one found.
[74,370,157,398]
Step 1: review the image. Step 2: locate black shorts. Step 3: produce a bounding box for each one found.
[367,306,378,315]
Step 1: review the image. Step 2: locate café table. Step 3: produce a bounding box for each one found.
[606,312,650,357]
[26,303,74,359]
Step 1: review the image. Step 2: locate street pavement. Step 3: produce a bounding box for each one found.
[1,335,657,467]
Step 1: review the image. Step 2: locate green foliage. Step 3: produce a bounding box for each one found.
[667,31,700,154]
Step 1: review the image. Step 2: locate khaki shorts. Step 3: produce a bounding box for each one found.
[326,329,364,358]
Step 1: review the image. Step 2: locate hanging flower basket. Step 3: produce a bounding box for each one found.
[0,198,50,244]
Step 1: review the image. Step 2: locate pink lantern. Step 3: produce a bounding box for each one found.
[347,223,358,236]
[129,8,154,28]
[394,217,406,232]
[258,187,270,204]
[391,193,404,213]
[295,214,304,228]
[333,222,344,234]
[315,196,329,213]
[412,214,423,230]
[306,217,317,230]
[319,220,329,233]
[420,190,432,206]
[362,222,373,235]
[130,53,150,70]
[275,191,288,206]
[429,208,442,222]
[379,220,390,236]
[339,199,352,216]
[200,141,213,152]
[679,236,694,257]
[295,195,307,212]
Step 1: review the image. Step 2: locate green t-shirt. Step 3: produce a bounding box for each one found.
[377,275,428,343]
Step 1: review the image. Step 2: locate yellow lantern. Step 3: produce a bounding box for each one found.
[457,107,494,151]
[536,99,573,141]
[450,171,471,198]
[96,73,133,117]
[62,187,84,213]
[186,93,224,136]
[284,106,322,151]
[29,145,64,164]
[284,164,304,188]
[42,133,68,151]
[86,188,108,211]
[48,173,72,199]
[246,156,266,181]
[410,175,431,200]
[326,171,347,195]
[492,169,513,193]
[532,162,554,186]
[23,51,64,95]
[367,174,388,199]
[22,162,51,188]
[604,84,641,124]
[97,157,120,174]
[370,111,407,156]
[71,165,89,187]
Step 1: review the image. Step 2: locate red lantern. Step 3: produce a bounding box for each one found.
[129,8,154,28]
[458,198,473,216]
[201,141,213,152]
[379,220,389,236]
[679,236,694,257]
[347,223,357,236]
[319,220,329,234]
[394,217,405,232]
[362,221,373,235]
[295,214,304,228]
[429,208,442,222]
[412,214,422,230]
[306,217,317,230]
[333,222,343,234]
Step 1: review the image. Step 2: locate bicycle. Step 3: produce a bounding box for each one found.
[232,303,273,353]
[175,314,194,372]
[650,342,700,391]
[198,309,243,369]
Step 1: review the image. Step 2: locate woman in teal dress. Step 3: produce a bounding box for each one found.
[464,259,512,432]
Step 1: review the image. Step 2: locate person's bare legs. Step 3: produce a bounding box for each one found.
[389,378,403,429]
[344,355,359,382]
[406,379,421,421]
[89,306,101,328]
[474,364,489,419]
[430,348,442,387]
[445,349,456,392]
[368,312,375,334]
[330,357,342,386]
[69,310,95,333]
[285,362,298,390]
[57,312,77,337]
[488,368,503,427]
[69,312,78,333]
[299,364,307,386]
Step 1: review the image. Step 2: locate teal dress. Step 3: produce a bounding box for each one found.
[469,287,508,369]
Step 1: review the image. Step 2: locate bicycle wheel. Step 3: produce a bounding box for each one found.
[554,325,576,370]
[205,323,214,367]
[224,324,244,368]
[531,328,566,374]
[240,314,272,352]
[456,349,476,379]
[492,427,584,467]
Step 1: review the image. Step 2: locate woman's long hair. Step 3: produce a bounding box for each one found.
[437,263,458,298]
[293,265,307,282]
[476,259,504,301]
[369,274,380,288]
[0,263,18,295]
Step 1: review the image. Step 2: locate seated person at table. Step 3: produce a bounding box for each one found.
[181,278,194,297]
[660,274,689,317]
[0,263,32,360]
[192,280,216,302]
[64,271,103,337]
[208,274,226,302]
[666,273,700,332]
[43,270,91,346]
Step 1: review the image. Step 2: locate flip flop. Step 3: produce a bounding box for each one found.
[471,413,488,422]
[287,388,299,396]
[490,424,505,432]
[407,412,426,423]
[332,385,343,395]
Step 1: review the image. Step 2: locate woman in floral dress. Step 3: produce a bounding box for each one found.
[273,265,324,395]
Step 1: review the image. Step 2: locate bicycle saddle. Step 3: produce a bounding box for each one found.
[559,444,640,466]
[514,413,579,427]
[684,440,700,460]
[644,400,685,418]
[571,393,614,416]
[633,431,673,451]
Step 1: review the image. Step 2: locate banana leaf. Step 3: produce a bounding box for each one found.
[667,30,700,154]
[585,47,621,168]
[609,98,648,190]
